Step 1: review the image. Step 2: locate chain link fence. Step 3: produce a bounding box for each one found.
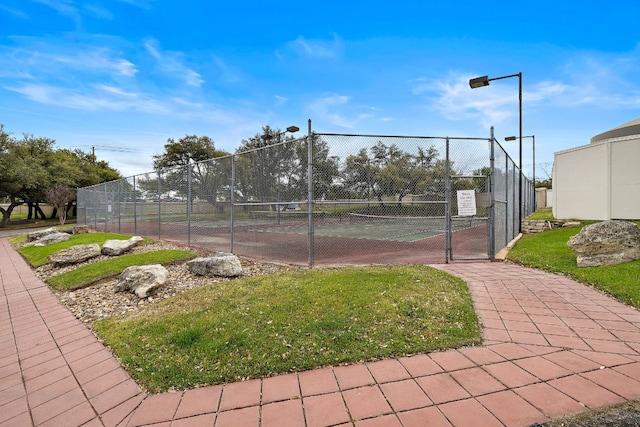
[77,125,533,265]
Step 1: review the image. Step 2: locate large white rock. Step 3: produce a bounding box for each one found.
[34,232,71,246]
[27,227,59,242]
[102,236,144,256]
[567,220,640,267]
[48,244,101,266]
[187,253,243,277]
[114,264,168,298]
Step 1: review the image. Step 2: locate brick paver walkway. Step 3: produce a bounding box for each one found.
[1,238,639,426]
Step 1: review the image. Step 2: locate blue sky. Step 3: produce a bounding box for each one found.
[1,1,640,179]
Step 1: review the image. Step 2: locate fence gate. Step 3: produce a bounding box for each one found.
[447,174,491,261]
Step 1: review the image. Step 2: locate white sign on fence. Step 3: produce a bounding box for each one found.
[457,190,476,216]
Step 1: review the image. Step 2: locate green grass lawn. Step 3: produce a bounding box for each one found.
[14,230,194,290]
[525,207,554,221]
[12,228,481,393]
[47,249,195,291]
[2,215,75,229]
[17,232,146,267]
[507,223,640,308]
[95,265,481,393]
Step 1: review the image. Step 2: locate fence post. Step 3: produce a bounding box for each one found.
[445,137,451,263]
[80,189,86,226]
[489,127,496,260]
[94,186,98,230]
[231,155,236,253]
[117,181,121,233]
[512,163,517,241]
[132,176,138,234]
[157,170,162,240]
[307,119,314,266]
[103,182,108,231]
[187,163,192,246]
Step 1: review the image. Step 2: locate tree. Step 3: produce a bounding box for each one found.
[235,126,298,208]
[0,125,23,225]
[71,149,121,188]
[45,185,76,225]
[536,179,552,188]
[0,130,52,225]
[343,143,442,206]
[153,134,231,208]
[0,125,121,226]
[153,134,228,169]
[293,133,337,202]
[344,148,376,198]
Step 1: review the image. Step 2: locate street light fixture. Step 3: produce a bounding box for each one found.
[505,134,535,185]
[469,72,523,232]
[469,76,490,88]
[263,125,300,141]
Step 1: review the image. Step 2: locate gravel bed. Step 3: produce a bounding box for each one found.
[35,241,299,328]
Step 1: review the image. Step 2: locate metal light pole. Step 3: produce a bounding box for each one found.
[506,134,535,211]
[470,72,523,232]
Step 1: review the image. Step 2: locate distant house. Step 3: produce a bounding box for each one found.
[552,118,640,220]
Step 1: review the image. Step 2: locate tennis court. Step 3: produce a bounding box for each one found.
[244,213,486,243]
[135,211,488,265]
[78,130,534,266]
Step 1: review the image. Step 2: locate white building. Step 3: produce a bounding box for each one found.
[552,118,640,220]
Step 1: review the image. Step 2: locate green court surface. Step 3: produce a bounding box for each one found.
[248,215,486,242]
[166,215,486,243]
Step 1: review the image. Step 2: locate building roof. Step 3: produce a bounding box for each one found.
[591,117,640,143]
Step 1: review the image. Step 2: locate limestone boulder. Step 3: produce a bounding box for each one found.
[114,264,168,298]
[48,244,101,266]
[27,227,59,242]
[102,236,144,256]
[567,220,640,267]
[72,225,91,234]
[187,253,243,277]
[34,232,71,246]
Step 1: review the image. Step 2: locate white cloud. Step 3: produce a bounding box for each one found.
[116,0,153,9]
[115,59,138,77]
[0,43,138,79]
[552,48,640,107]
[211,55,241,84]
[308,95,354,128]
[31,0,119,23]
[144,41,161,59]
[308,95,357,129]
[306,95,391,130]
[416,66,640,130]
[83,3,114,19]
[6,83,171,114]
[0,4,29,19]
[94,84,137,98]
[32,0,83,29]
[144,39,204,87]
[184,70,204,87]
[287,34,342,59]
[12,82,241,124]
[171,97,203,109]
[413,74,510,127]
